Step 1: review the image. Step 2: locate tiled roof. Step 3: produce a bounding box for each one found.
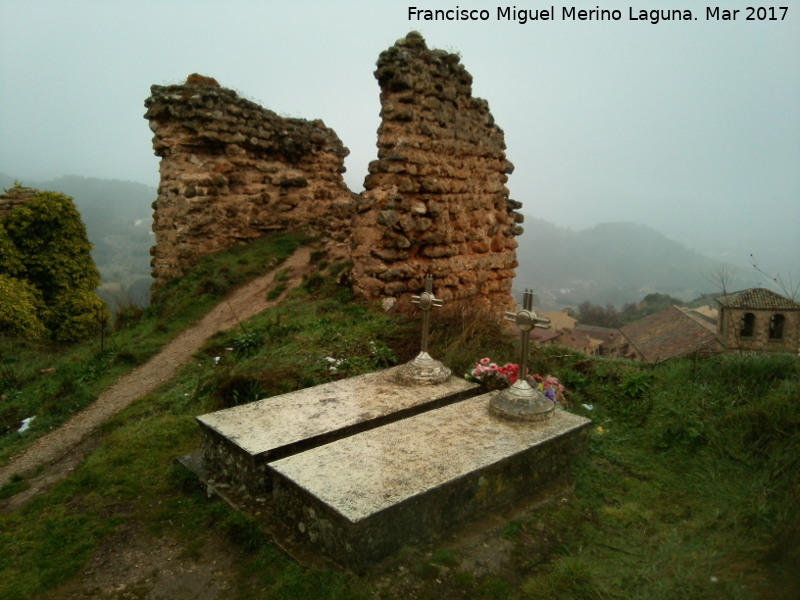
[621,306,720,362]
[575,324,621,344]
[531,328,560,343]
[557,330,603,352]
[716,288,800,310]
[675,307,717,332]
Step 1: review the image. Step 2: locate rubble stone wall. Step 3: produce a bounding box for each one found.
[145,33,523,311]
[350,32,522,312]
[144,75,354,287]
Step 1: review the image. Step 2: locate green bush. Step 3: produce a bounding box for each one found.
[0,275,47,340]
[0,223,26,277]
[49,289,110,343]
[3,191,100,302]
[1,189,108,342]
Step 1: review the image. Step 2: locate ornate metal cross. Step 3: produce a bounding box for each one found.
[489,288,555,422]
[504,289,550,383]
[396,274,451,386]
[411,274,444,357]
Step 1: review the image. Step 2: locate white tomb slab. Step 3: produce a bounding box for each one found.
[196,365,478,494]
[269,393,591,568]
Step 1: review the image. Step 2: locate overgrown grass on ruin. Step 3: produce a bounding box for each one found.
[1,232,798,600]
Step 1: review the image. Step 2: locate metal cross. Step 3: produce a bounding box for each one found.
[411,275,444,355]
[504,289,550,382]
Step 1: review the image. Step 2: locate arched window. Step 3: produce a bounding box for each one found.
[740,313,755,337]
[769,314,785,340]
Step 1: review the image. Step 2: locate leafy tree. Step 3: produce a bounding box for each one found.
[50,289,109,343]
[621,292,684,323]
[1,189,109,342]
[0,223,26,277]
[576,300,623,328]
[3,191,100,302]
[0,275,47,340]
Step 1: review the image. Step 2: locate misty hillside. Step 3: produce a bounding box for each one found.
[515,218,754,308]
[1,173,155,305]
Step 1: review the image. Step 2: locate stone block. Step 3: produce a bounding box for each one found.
[196,366,479,495]
[269,394,590,569]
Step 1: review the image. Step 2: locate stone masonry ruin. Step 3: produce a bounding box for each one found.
[144,32,524,311]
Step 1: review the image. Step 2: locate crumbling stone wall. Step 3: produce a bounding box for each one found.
[144,75,354,287]
[350,32,522,311]
[145,32,523,311]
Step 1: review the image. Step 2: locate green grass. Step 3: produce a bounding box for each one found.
[1,231,798,599]
[0,232,305,464]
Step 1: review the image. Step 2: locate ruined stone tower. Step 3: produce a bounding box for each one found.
[350,32,522,311]
[145,32,523,311]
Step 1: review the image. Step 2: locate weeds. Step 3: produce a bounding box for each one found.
[0,231,797,599]
[0,232,307,463]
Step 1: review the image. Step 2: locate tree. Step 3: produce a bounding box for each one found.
[576,300,623,328]
[0,275,47,340]
[0,223,26,277]
[621,292,684,323]
[750,254,798,300]
[50,289,109,343]
[3,191,100,302]
[1,189,109,342]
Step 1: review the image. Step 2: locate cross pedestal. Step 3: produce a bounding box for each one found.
[489,289,555,422]
[395,275,451,386]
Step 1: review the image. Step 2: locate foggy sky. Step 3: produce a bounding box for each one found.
[1,1,798,279]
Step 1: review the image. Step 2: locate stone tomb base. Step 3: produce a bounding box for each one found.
[269,394,590,569]
[196,365,479,495]
[190,368,590,569]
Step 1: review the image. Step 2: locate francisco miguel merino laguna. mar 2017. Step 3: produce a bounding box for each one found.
[407,6,789,24]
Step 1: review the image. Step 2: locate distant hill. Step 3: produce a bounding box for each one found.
[515,218,756,309]
[1,174,155,306]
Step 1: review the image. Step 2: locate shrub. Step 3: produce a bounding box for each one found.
[0,223,26,277]
[49,289,110,343]
[1,189,109,343]
[0,275,47,340]
[3,191,100,302]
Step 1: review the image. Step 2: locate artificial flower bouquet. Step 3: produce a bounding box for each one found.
[466,357,566,404]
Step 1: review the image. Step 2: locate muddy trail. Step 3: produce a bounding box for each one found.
[0,246,313,510]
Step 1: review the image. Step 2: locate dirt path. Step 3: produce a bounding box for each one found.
[0,246,312,507]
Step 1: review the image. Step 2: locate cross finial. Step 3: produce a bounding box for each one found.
[504,289,550,332]
[504,289,550,383]
[489,288,556,422]
[411,274,444,355]
[396,275,451,386]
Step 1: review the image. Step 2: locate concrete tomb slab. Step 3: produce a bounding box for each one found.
[269,393,591,569]
[196,365,479,494]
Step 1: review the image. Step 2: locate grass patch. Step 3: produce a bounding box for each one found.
[1,232,798,599]
[0,232,306,463]
[0,474,28,499]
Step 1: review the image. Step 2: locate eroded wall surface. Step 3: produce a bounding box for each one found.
[144,75,354,287]
[350,32,522,311]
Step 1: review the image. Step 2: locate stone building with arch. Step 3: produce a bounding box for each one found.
[716,288,800,353]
